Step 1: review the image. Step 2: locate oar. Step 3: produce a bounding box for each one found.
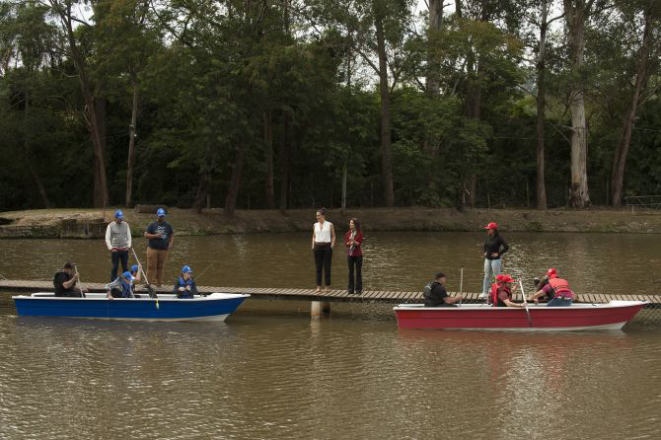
[131,248,159,309]
[459,266,464,305]
[73,264,86,298]
[518,278,533,327]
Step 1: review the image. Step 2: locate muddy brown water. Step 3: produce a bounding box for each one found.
[1,232,661,439]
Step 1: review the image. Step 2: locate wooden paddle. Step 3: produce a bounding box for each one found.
[459,266,464,305]
[131,248,159,309]
[73,264,86,298]
[518,278,533,327]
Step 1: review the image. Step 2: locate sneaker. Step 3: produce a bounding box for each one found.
[478,292,489,299]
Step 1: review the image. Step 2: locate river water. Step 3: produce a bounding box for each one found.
[1,232,660,439]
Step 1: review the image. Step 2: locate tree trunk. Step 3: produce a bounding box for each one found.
[564,0,590,208]
[464,77,481,208]
[422,0,444,205]
[341,159,347,209]
[264,109,275,208]
[611,8,653,207]
[55,4,109,208]
[224,142,245,217]
[535,0,549,210]
[23,90,51,208]
[279,113,290,212]
[375,15,395,207]
[126,80,139,207]
[92,96,109,208]
[192,174,208,213]
[426,0,443,98]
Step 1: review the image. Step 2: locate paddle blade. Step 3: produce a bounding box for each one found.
[147,284,158,299]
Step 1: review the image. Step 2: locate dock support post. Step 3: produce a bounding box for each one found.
[311,301,331,318]
[311,301,322,318]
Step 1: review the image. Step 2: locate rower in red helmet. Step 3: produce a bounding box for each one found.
[528,268,575,307]
[490,274,525,309]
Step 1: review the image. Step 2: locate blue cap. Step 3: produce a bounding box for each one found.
[157,208,166,217]
[121,271,133,281]
[115,209,124,219]
[131,264,139,273]
[181,265,193,274]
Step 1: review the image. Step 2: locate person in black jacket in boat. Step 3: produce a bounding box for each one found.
[53,262,87,297]
[423,272,464,307]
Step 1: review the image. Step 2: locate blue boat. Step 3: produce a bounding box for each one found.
[12,292,250,322]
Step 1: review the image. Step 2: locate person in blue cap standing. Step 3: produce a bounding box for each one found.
[105,209,132,282]
[173,265,198,298]
[144,208,174,286]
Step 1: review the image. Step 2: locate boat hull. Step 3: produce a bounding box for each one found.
[13,292,249,322]
[394,301,646,331]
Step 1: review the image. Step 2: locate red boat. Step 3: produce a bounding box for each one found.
[394,300,646,331]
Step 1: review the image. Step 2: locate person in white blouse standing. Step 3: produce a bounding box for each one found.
[311,208,336,292]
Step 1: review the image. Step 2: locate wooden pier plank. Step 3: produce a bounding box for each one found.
[1,279,659,305]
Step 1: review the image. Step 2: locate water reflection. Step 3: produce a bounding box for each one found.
[1,233,661,439]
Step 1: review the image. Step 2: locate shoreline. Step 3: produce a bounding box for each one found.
[0,207,659,239]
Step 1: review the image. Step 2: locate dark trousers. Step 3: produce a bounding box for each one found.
[314,245,333,286]
[110,288,127,298]
[111,250,129,282]
[347,256,363,293]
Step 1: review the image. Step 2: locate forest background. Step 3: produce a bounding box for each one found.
[1,0,660,215]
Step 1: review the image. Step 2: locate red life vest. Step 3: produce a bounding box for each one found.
[491,283,512,307]
[548,277,573,298]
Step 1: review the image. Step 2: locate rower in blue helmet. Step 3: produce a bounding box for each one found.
[105,271,134,299]
[129,263,142,295]
[174,265,198,299]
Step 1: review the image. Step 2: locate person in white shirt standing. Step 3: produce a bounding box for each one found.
[311,208,336,292]
[105,209,132,282]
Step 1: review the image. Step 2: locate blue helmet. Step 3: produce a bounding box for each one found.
[181,265,193,274]
[157,208,166,217]
[131,264,139,273]
[121,271,133,281]
[115,209,124,219]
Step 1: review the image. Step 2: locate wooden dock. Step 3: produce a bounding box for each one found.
[0,279,659,306]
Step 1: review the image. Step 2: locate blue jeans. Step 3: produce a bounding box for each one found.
[547,297,573,307]
[482,258,502,294]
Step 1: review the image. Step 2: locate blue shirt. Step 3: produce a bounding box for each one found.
[146,220,174,250]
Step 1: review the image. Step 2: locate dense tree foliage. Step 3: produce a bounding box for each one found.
[0,0,659,212]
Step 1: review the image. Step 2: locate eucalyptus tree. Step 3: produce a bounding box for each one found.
[607,0,661,206]
[562,0,609,208]
[93,0,162,207]
[527,0,565,210]
[41,0,110,208]
[0,2,60,208]
[311,0,416,207]
[437,0,526,208]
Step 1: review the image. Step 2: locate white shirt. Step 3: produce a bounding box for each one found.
[314,221,333,243]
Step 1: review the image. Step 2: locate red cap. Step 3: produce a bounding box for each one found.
[500,274,515,283]
[547,268,557,276]
[495,274,505,282]
[484,222,499,230]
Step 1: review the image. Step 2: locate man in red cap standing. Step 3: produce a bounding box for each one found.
[528,268,575,307]
[480,222,509,299]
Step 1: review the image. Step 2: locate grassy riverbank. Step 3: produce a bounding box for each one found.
[0,206,659,238]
